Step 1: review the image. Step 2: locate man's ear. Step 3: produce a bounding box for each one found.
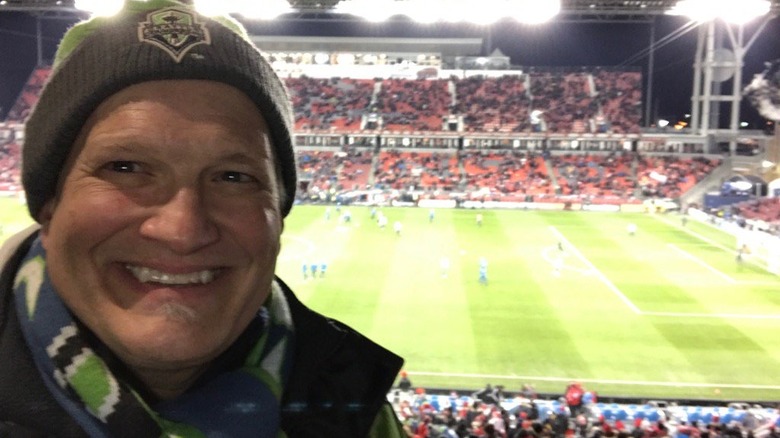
[38,199,57,243]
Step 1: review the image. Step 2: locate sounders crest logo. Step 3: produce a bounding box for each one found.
[138,7,211,63]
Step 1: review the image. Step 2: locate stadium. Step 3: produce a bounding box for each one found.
[0,0,779,437]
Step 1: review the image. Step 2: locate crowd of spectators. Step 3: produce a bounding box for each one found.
[388,376,780,438]
[553,153,637,201]
[731,197,780,230]
[285,76,375,131]
[453,75,531,133]
[592,70,643,134]
[0,128,21,192]
[374,150,461,192]
[281,70,643,134]
[528,72,599,134]
[636,156,721,199]
[5,66,50,122]
[295,147,721,205]
[460,150,555,200]
[374,78,453,131]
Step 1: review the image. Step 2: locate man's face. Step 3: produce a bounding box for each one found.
[40,80,283,374]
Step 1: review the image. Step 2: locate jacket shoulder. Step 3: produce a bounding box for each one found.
[0,228,87,437]
[277,278,404,437]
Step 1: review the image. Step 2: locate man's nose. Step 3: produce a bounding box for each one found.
[139,188,219,254]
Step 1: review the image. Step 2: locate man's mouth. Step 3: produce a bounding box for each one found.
[125,265,217,285]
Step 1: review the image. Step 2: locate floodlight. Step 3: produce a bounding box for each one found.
[336,0,402,22]
[193,0,231,16]
[658,119,670,128]
[667,0,770,24]
[464,0,503,25]
[74,0,123,16]
[404,0,448,23]
[314,53,330,65]
[509,0,561,24]
[233,0,292,20]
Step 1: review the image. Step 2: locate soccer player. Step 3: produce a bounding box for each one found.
[479,257,488,285]
[302,261,309,280]
[553,256,564,277]
[320,262,328,278]
[394,221,403,236]
[439,257,450,279]
[310,262,319,278]
[428,209,435,223]
[627,223,637,236]
[476,213,483,227]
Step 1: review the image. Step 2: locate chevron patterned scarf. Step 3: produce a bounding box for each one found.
[13,237,294,438]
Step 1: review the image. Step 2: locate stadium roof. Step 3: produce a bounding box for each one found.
[3,0,779,21]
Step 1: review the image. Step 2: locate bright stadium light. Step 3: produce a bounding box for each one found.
[74,0,123,16]
[193,0,232,16]
[404,0,448,23]
[336,0,403,22]
[667,0,770,24]
[508,0,561,24]
[232,0,292,20]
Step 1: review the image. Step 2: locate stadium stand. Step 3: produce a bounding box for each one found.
[386,381,780,438]
[5,66,51,122]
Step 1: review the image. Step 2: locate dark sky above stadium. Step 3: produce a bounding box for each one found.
[0,11,778,128]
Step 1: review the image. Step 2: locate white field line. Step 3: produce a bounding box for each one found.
[667,243,737,284]
[409,371,780,390]
[653,215,774,275]
[653,215,736,254]
[541,246,591,276]
[738,281,780,286]
[549,226,640,314]
[642,311,780,320]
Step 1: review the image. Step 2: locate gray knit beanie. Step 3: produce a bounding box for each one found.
[23,0,297,220]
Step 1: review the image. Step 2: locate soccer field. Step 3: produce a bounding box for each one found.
[2,199,779,402]
[276,205,780,402]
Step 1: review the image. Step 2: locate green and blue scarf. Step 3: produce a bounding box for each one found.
[13,237,294,438]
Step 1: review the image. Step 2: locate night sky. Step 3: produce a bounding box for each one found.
[0,10,778,128]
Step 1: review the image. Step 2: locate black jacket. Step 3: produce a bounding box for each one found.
[0,229,404,437]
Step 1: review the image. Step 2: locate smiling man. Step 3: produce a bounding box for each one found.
[0,1,404,436]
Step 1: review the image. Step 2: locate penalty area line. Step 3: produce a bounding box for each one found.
[408,371,780,390]
[667,243,737,284]
[549,226,640,314]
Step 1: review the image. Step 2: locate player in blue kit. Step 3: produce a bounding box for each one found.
[479,257,488,285]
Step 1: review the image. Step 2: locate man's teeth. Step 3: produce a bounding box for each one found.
[126,266,216,285]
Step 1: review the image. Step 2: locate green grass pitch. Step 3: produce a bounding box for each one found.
[2,198,779,402]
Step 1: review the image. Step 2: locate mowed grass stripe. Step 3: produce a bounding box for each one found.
[371,208,480,373]
[553,213,707,314]
[541,214,701,384]
[474,211,594,378]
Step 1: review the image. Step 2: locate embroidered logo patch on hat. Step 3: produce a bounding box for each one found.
[138,7,211,63]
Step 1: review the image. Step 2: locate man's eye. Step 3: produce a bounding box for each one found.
[107,161,141,173]
[219,171,257,183]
